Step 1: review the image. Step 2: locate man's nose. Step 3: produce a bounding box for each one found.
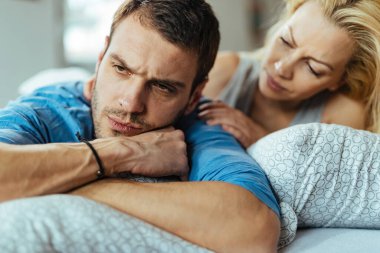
[118,80,146,113]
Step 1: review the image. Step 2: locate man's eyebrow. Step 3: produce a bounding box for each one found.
[110,53,186,88]
[110,53,131,70]
[288,26,334,71]
[149,78,186,89]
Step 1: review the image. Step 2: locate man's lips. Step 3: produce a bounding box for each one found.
[266,72,287,92]
[107,116,143,134]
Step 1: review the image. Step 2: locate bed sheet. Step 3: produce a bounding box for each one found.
[280,228,380,253]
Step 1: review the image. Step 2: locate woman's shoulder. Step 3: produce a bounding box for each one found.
[322,92,366,129]
[203,51,241,99]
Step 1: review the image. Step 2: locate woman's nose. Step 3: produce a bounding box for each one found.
[274,59,293,80]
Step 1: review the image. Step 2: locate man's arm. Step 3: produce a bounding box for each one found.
[0,129,188,202]
[72,179,280,253]
[73,113,281,253]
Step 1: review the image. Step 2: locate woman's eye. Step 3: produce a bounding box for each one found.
[307,63,322,78]
[280,37,292,47]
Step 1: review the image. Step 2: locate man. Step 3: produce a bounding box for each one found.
[0,0,280,252]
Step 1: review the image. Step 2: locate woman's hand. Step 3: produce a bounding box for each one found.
[198,101,268,148]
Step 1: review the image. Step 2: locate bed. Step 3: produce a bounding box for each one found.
[3,68,378,253]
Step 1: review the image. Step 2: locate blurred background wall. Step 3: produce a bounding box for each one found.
[0,0,282,107]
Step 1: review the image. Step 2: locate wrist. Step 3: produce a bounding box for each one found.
[90,137,134,176]
[76,133,105,178]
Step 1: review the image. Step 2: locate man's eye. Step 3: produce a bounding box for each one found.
[113,64,134,77]
[114,65,126,73]
[153,83,175,94]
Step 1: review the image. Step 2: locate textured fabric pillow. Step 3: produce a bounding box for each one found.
[249,123,380,248]
[0,195,210,253]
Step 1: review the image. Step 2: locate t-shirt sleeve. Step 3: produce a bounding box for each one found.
[0,103,47,144]
[179,109,280,217]
[0,82,91,145]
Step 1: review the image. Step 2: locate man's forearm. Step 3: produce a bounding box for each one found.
[0,142,101,202]
[0,129,188,202]
[72,179,280,253]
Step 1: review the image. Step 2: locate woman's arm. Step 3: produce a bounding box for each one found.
[322,93,366,129]
[202,52,240,98]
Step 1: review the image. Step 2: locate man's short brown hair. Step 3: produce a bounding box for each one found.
[110,0,220,89]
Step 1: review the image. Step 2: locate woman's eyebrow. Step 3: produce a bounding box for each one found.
[287,25,298,47]
[288,25,334,71]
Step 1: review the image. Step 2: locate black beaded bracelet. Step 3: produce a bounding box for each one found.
[76,132,105,179]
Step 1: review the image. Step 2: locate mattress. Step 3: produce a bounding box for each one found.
[280,228,380,253]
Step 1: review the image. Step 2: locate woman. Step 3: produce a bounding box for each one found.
[200,0,380,248]
[200,0,380,148]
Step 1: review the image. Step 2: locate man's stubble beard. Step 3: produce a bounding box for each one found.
[90,77,189,139]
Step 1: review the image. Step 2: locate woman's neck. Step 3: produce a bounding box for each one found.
[253,87,302,112]
[250,87,302,132]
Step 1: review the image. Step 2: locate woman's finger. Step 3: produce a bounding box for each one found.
[198,107,231,118]
[198,100,228,110]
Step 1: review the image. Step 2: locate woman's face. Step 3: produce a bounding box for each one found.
[259,0,355,102]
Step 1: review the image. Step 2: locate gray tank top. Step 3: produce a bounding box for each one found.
[218,53,329,126]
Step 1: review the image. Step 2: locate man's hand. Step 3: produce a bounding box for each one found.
[94,127,189,178]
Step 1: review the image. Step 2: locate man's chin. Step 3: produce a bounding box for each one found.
[95,122,174,138]
[112,129,145,137]
[104,127,148,137]
[94,128,143,138]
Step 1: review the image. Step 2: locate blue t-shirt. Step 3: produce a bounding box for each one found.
[0,81,280,217]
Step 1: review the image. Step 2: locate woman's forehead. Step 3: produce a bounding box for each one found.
[285,1,355,67]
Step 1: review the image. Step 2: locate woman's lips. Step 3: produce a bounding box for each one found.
[107,116,143,135]
[266,73,287,93]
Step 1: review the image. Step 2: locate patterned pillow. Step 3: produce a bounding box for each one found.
[0,195,210,253]
[249,123,380,248]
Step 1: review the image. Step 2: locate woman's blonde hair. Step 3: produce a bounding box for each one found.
[260,0,380,132]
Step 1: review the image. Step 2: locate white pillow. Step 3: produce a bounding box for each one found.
[18,67,91,95]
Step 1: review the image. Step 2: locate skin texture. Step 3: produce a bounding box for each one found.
[0,13,280,253]
[258,1,353,101]
[87,15,202,139]
[74,14,281,252]
[201,1,366,147]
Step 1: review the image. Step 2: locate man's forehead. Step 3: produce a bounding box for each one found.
[108,16,198,88]
[109,52,187,89]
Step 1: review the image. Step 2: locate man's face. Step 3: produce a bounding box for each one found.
[87,15,201,138]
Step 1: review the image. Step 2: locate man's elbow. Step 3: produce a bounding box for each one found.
[232,205,280,253]
[215,186,280,253]
[246,208,280,253]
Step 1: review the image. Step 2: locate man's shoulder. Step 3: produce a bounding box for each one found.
[30,80,87,104]
[9,80,91,116]
[0,80,93,144]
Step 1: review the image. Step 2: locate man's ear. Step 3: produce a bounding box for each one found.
[84,36,110,101]
[84,76,96,101]
[95,36,110,73]
[184,79,207,115]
